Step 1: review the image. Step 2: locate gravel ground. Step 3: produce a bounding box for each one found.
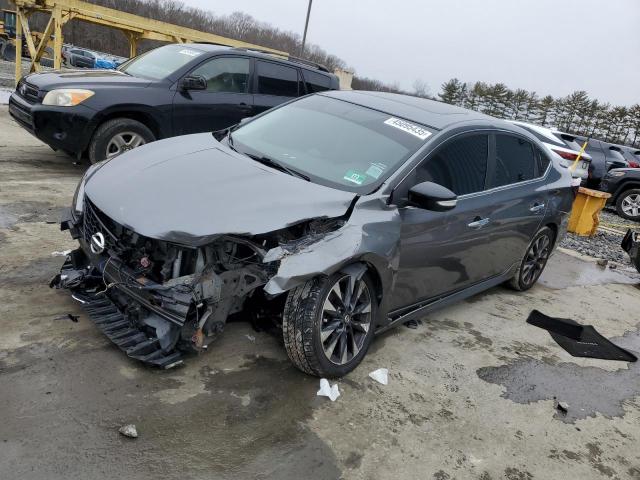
[559,208,640,265]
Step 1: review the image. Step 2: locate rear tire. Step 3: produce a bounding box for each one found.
[615,189,640,221]
[507,226,554,291]
[282,269,377,377]
[88,118,155,164]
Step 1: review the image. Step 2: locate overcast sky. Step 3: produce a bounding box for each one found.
[184,0,640,105]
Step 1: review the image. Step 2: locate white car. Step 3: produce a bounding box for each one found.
[509,120,592,183]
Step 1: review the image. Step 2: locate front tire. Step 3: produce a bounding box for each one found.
[615,189,640,221]
[88,118,155,164]
[508,226,554,291]
[282,269,377,377]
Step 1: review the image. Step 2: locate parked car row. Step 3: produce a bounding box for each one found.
[507,120,640,222]
[62,45,126,70]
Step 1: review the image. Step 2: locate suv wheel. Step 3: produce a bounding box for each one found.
[616,189,640,221]
[88,118,155,164]
[507,226,554,291]
[282,267,376,377]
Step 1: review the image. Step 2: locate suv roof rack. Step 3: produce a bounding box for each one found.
[230,47,330,72]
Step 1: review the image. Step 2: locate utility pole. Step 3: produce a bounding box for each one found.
[300,0,312,57]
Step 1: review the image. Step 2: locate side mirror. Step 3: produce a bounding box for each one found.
[408,181,457,211]
[179,75,207,91]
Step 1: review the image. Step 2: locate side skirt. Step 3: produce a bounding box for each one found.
[376,265,517,335]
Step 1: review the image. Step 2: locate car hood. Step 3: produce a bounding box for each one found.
[84,133,357,246]
[24,69,151,90]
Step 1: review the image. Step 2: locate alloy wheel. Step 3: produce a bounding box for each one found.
[521,234,551,286]
[106,131,146,159]
[319,274,372,365]
[621,193,640,218]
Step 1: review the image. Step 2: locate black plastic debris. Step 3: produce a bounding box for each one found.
[75,293,184,369]
[404,319,422,329]
[527,310,637,362]
[621,229,640,273]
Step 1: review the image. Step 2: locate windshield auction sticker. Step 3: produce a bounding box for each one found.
[178,49,202,57]
[384,117,432,140]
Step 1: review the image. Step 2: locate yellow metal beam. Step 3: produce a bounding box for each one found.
[14,4,22,85]
[32,15,55,64]
[52,3,61,69]
[16,10,40,72]
[11,0,289,84]
[14,0,287,55]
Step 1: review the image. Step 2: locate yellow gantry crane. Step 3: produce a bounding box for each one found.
[10,0,288,84]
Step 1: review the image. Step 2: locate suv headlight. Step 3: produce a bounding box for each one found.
[42,89,94,106]
[609,171,626,177]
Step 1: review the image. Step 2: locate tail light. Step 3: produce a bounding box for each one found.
[552,149,581,161]
[628,161,640,168]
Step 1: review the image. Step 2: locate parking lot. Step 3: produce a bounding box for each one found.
[2,106,640,479]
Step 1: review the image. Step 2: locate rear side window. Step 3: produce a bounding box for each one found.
[257,61,298,97]
[304,70,332,93]
[493,134,536,187]
[537,148,551,174]
[190,57,250,93]
[418,134,488,195]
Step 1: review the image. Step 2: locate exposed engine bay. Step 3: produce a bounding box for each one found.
[51,196,346,368]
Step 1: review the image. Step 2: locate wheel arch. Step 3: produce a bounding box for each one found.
[544,221,558,242]
[83,106,166,157]
[612,181,640,203]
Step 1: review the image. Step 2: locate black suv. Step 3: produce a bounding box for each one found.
[9,43,339,163]
[574,136,630,188]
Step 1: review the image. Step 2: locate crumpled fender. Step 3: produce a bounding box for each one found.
[263,197,402,321]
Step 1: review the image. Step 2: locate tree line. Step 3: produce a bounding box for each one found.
[435,79,640,148]
[2,0,635,147]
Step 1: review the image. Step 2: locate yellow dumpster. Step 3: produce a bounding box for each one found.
[567,187,611,236]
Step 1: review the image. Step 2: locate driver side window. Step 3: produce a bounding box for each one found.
[190,57,250,93]
[415,134,489,196]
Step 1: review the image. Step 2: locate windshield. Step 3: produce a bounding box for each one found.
[231,95,433,193]
[118,44,205,80]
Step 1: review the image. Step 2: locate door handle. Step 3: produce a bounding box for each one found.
[530,203,545,213]
[467,217,490,228]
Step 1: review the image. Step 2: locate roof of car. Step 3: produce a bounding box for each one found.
[320,90,505,131]
[187,43,333,75]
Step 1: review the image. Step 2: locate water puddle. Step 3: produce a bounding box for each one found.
[540,251,639,289]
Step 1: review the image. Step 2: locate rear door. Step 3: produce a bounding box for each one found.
[483,133,549,274]
[172,55,253,135]
[252,60,304,115]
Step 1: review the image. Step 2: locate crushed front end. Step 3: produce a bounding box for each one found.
[51,197,278,368]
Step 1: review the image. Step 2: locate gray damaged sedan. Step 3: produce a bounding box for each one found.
[52,91,576,377]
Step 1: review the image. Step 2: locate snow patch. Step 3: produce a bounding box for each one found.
[0,88,12,104]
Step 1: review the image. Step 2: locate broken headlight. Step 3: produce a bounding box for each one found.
[72,176,86,215]
[72,160,107,215]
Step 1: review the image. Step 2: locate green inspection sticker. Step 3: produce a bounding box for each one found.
[343,170,367,185]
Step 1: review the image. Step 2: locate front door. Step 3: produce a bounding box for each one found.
[172,56,253,136]
[390,133,500,310]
